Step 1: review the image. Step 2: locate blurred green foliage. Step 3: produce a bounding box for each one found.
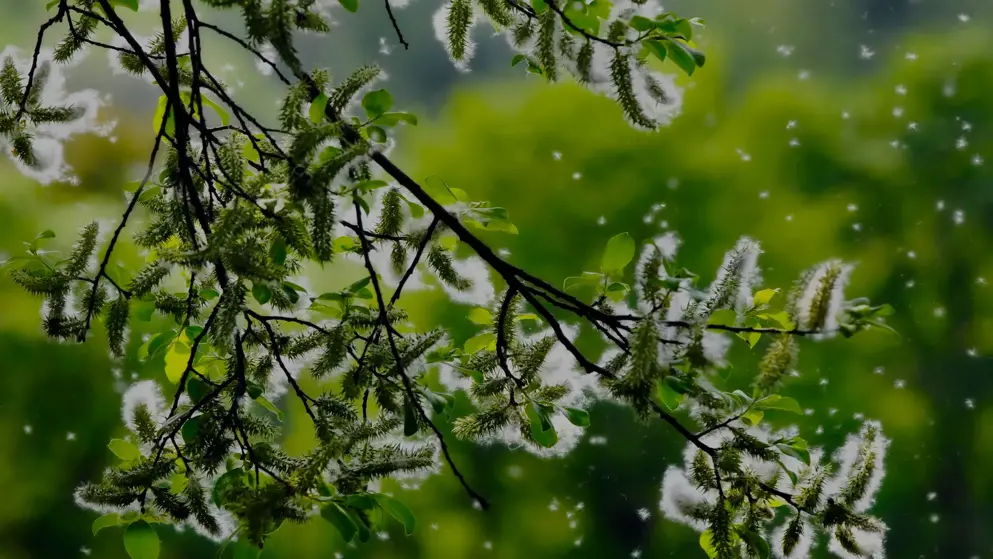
[1,6,992,559]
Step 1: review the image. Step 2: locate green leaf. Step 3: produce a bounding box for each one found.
[181,416,201,442]
[423,175,457,205]
[665,39,705,76]
[321,503,358,542]
[270,238,288,265]
[778,444,811,465]
[758,311,794,330]
[373,494,416,535]
[397,194,424,218]
[186,377,210,404]
[252,283,272,305]
[563,407,590,427]
[740,530,771,559]
[212,468,246,507]
[123,520,159,559]
[246,382,264,400]
[778,460,799,485]
[601,232,635,273]
[199,288,220,301]
[309,93,329,124]
[738,330,762,348]
[463,332,497,354]
[403,396,419,436]
[362,89,393,119]
[257,397,285,421]
[92,512,121,535]
[656,379,685,410]
[511,54,528,66]
[699,529,719,558]
[151,95,174,135]
[467,307,493,325]
[109,0,140,12]
[526,402,558,448]
[337,0,358,12]
[199,95,230,126]
[108,439,142,462]
[754,395,803,414]
[752,288,779,307]
[644,40,667,62]
[374,112,418,126]
[515,312,540,323]
[741,409,764,427]
[164,338,191,384]
[605,281,630,302]
[367,125,387,143]
[564,271,604,292]
[708,309,738,327]
[46,0,60,10]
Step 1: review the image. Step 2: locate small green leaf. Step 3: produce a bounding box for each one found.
[110,0,140,12]
[423,175,457,205]
[212,468,246,507]
[464,333,497,354]
[563,407,590,427]
[778,460,799,485]
[373,494,416,535]
[708,309,738,327]
[362,89,393,119]
[740,530,771,559]
[778,444,811,465]
[252,284,272,305]
[601,232,635,273]
[309,93,329,123]
[754,395,803,414]
[246,382,264,400]
[644,40,667,62]
[199,288,220,301]
[467,307,493,325]
[108,439,142,462]
[657,379,684,410]
[321,503,358,542]
[605,281,630,302]
[741,409,764,427]
[257,397,284,421]
[123,520,159,559]
[337,0,358,12]
[199,95,230,125]
[374,112,418,126]
[181,416,201,442]
[511,54,528,66]
[46,0,60,10]
[92,512,121,535]
[270,238,288,265]
[164,338,191,384]
[403,396,419,436]
[665,39,704,76]
[187,377,209,403]
[752,288,780,307]
[367,125,387,143]
[699,529,719,558]
[151,94,174,135]
[526,403,558,448]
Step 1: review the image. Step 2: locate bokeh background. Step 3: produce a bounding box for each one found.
[2,0,992,557]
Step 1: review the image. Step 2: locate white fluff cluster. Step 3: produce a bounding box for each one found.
[433,0,479,73]
[0,46,112,184]
[795,260,853,339]
[658,420,888,559]
[439,323,604,458]
[708,236,762,312]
